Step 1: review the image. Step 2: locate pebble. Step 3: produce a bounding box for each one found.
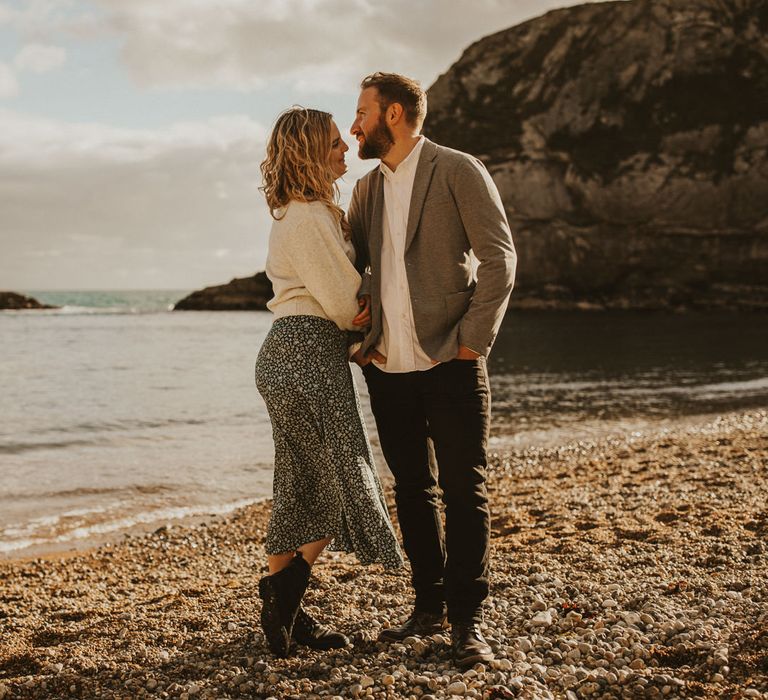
[446,680,467,695]
[517,638,533,653]
[623,612,642,625]
[530,610,553,627]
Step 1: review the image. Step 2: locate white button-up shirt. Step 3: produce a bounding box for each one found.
[373,136,435,373]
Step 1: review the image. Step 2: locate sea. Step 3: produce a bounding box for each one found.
[1,289,767,559]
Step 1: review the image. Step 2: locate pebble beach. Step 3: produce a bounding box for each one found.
[1,410,767,700]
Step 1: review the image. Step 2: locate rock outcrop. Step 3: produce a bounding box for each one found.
[424,0,768,309]
[173,272,273,311]
[0,292,57,310]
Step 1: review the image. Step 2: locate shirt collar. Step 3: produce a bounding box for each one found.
[379,136,425,181]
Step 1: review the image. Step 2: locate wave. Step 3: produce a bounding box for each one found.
[0,305,173,316]
[494,374,768,398]
[0,497,263,555]
[0,417,213,453]
[615,376,768,398]
[23,416,209,436]
[2,290,191,315]
[0,484,175,502]
[0,437,103,455]
[683,376,768,395]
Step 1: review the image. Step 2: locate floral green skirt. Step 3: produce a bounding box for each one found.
[255,315,403,570]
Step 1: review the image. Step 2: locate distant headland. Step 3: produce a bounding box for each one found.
[0,292,58,310]
[173,272,273,311]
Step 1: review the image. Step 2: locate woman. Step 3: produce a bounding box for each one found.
[255,107,403,658]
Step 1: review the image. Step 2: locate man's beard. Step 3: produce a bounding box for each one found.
[359,115,394,160]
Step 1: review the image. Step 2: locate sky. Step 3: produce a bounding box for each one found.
[1,0,602,291]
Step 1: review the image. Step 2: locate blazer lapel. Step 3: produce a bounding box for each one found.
[404,139,438,252]
[369,170,385,284]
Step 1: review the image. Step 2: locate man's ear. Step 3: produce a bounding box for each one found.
[387,102,404,125]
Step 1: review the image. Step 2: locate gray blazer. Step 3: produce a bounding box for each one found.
[348,138,517,362]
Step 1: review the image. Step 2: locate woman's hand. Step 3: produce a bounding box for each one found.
[351,348,387,367]
[353,295,371,327]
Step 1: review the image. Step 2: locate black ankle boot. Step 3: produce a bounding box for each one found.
[293,607,349,650]
[378,608,447,642]
[451,622,494,668]
[258,552,311,657]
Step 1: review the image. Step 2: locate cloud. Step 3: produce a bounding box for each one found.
[0,4,15,26]
[88,0,594,92]
[0,110,267,164]
[0,110,275,289]
[14,43,68,74]
[1,0,84,34]
[0,62,17,97]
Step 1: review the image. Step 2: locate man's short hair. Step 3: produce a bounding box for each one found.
[360,72,427,128]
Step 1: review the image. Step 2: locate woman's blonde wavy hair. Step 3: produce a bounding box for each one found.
[260,107,344,224]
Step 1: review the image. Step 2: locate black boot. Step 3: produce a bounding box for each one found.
[451,622,494,668]
[293,608,350,650]
[258,552,311,657]
[378,608,447,642]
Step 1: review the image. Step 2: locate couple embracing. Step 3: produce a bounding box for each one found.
[254,72,517,669]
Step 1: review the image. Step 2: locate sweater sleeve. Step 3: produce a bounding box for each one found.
[284,209,363,331]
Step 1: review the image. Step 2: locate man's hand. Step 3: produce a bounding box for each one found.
[456,345,481,360]
[352,295,371,327]
[351,348,387,367]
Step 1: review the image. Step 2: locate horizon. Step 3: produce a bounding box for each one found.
[19,287,196,293]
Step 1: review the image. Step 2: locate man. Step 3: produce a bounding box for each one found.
[348,72,516,668]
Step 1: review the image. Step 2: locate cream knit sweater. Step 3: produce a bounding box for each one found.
[266,200,362,331]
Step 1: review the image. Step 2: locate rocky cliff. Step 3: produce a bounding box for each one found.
[173,272,273,310]
[0,292,57,310]
[424,0,768,309]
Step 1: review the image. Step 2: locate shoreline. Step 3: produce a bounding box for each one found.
[0,498,269,564]
[0,411,737,565]
[1,410,767,699]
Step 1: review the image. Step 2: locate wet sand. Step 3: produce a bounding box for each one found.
[1,410,766,699]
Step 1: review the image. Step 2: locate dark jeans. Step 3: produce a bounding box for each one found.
[362,358,491,624]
